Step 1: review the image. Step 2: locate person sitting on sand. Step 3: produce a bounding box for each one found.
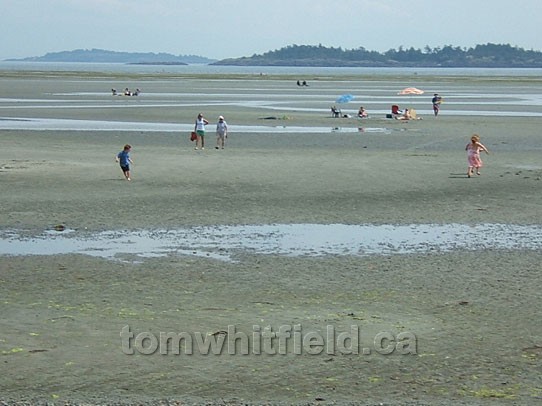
[396,108,412,120]
[358,106,368,118]
[391,104,403,118]
[396,108,422,121]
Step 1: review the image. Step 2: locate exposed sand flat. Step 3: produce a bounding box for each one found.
[1,69,542,405]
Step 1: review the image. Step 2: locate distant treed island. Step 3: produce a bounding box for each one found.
[7,43,542,67]
[6,49,215,65]
[214,43,542,67]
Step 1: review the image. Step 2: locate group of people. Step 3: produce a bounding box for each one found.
[390,93,442,120]
[193,113,228,150]
[111,87,141,96]
[115,93,490,182]
[116,131,489,181]
[332,93,442,121]
[331,105,368,118]
[114,113,229,181]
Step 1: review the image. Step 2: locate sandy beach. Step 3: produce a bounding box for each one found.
[1,69,542,405]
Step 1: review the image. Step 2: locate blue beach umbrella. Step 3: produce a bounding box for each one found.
[336,94,354,103]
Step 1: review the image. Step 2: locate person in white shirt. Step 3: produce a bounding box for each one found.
[194,113,209,150]
[215,116,228,149]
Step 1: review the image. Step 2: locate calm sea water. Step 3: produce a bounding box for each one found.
[2,61,542,77]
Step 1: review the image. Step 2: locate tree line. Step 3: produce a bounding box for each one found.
[212,43,542,68]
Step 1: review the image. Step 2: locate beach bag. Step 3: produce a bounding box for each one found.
[190,131,197,141]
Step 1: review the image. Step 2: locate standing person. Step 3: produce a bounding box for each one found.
[194,113,209,150]
[115,144,133,181]
[465,134,489,178]
[215,115,228,149]
[432,93,442,116]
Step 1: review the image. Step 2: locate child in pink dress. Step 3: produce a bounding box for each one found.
[465,134,489,177]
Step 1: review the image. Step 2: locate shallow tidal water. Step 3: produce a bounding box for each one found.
[1,223,541,263]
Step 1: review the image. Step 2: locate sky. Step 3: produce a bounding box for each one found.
[1,0,541,61]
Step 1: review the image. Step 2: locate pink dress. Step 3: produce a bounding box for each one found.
[466,143,483,167]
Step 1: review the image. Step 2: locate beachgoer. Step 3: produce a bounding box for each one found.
[396,108,412,120]
[115,144,133,181]
[465,134,489,177]
[391,104,403,117]
[432,93,442,116]
[215,115,228,149]
[194,113,209,150]
[358,106,368,118]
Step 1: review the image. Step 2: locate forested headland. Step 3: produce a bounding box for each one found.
[212,43,542,68]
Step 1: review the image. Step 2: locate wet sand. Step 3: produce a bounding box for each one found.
[1,71,542,405]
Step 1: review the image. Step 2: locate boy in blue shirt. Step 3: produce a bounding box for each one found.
[115,144,133,181]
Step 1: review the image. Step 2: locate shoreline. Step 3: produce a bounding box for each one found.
[3,61,542,76]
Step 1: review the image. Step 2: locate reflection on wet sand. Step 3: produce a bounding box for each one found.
[0,117,395,133]
[1,223,541,263]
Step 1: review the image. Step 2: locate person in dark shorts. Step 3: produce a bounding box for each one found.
[115,144,133,181]
[432,93,442,116]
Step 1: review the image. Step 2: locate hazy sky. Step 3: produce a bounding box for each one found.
[1,0,541,60]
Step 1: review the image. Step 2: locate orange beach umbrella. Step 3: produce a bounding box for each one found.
[398,87,424,95]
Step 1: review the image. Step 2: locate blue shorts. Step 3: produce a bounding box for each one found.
[120,165,130,173]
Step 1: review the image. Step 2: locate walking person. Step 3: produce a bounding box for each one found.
[215,115,228,149]
[432,93,442,116]
[465,134,489,178]
[115,144,133,181]
[194,113,209,150]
